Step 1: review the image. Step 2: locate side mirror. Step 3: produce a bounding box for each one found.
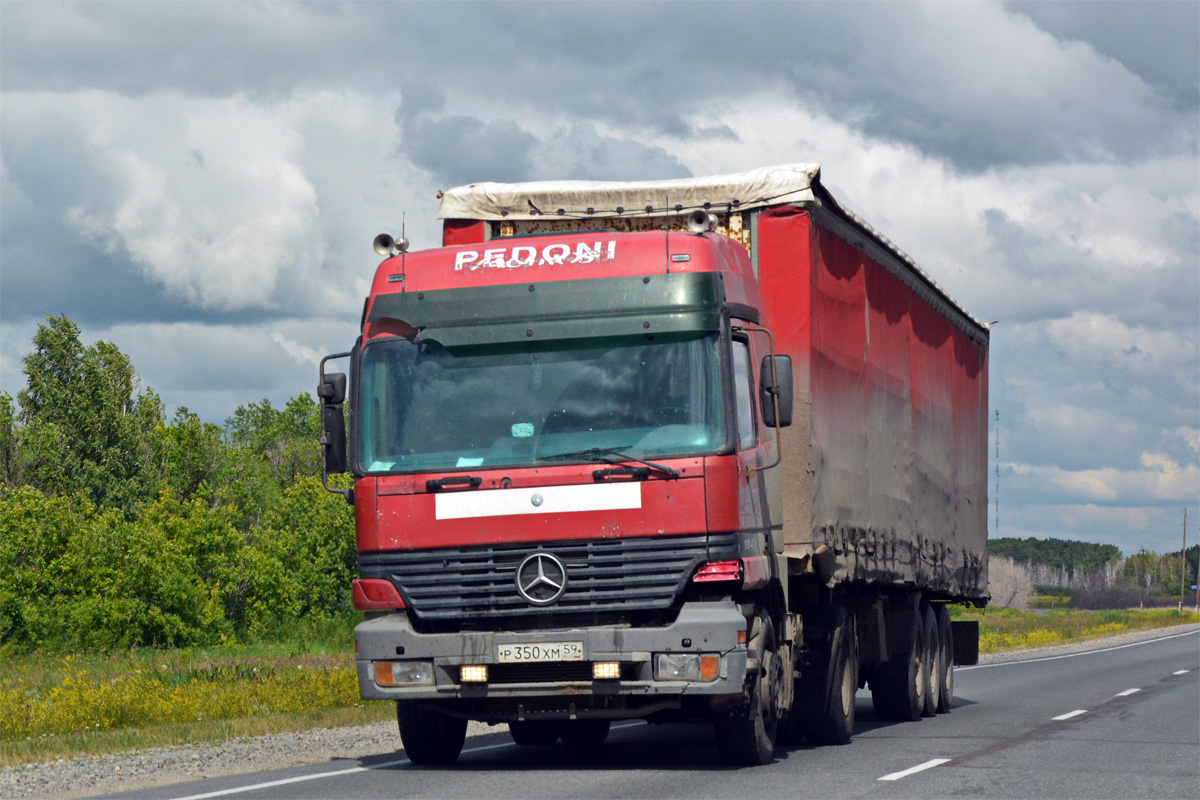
[759,354,793,428]
[317,356,353,504]
[321,404,348,475]
[317,372,347,405]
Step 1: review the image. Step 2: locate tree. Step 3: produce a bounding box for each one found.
[155,407,226,500]
[988,555,1033,609]
[225,393,321,490]
[15,316,163,517]
[0,393,18,486]
[989,536,1121,574]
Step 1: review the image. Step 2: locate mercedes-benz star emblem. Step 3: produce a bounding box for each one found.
[515,552,567,605]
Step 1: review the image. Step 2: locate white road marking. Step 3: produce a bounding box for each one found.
[1052,710,1087,721]
[878,758,951,781]
[958,628,1199,671]
[1173,669,1190,675]
[168,722,645,799]
[1114,688,1141,696]
[168,762,409,800]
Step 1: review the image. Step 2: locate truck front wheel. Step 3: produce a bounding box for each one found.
[714,611,781,765]
[397,701,468,765]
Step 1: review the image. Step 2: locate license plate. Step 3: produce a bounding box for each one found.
[496,641,584,663]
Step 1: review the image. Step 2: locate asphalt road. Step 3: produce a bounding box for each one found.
[103,629,1199,799]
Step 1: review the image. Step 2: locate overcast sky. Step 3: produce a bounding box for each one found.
[1,1,1197,557]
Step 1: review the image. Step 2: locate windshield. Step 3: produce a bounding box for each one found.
[358,332,725,473]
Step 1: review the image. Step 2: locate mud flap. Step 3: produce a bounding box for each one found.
[950,620,979,665]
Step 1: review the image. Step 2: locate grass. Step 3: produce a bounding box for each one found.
[0,704,396,768]
[951,606,1200,652]
[3,608,1198,768]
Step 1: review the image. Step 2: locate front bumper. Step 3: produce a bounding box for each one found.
[354,601,749,712]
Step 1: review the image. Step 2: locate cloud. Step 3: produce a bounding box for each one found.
[396,85,538,186]
[395,87,690,187]
[271,332,321,367]
[1005,0,1200,113]
[102,317,358,421]
[5,3,1192,174]
[1007,453,1198,505]
[1044,313,1198,378]
[56,93,323,311]
[1,89,432,327]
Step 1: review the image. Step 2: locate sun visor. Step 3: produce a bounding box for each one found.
[366,272,727,347]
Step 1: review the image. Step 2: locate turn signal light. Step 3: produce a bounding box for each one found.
[461,665,488,683]
[352,579,406,610]
[374,660,433,687]
[654,653,722,682]
[692,560,742,582]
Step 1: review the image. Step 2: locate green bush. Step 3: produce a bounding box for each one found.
[0,487,223,650]
[0,478,356,653]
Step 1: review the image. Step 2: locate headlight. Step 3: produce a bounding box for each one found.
[374,660,434,686]
[654,653,720,682]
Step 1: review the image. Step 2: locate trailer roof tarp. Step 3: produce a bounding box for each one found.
[437,163,822,221]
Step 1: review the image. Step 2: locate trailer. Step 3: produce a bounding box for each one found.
[319,163,989,765]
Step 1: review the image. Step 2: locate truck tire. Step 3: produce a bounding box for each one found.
[921,603,940,718]
[558,719,611,746]
[935,604,954,713]
[795,604,857,746]
[508,721,560,746]
[714,611,781,765]
[869,607,927,722]
[397,701,468,765]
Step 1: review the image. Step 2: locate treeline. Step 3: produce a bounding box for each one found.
[989,536,1121,573]
[987,535,1197,610]
[0,316,353,652]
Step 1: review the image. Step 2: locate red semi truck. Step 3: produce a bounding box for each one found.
[318,164,989,766]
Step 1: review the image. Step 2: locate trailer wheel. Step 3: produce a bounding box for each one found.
[714,611,780,765]
[508,721,560,746]
[869,607,926,722]
[397,702,468,765]
[795,604,857,745]
[935,604,954,713]
[921,603,940,717]
[558,719,611,746]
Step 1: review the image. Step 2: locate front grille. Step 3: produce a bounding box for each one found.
[359,533,737,626]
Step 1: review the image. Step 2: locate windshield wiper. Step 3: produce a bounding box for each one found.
[537,446,680,479]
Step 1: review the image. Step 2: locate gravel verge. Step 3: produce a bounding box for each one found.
[4,623,1197,800]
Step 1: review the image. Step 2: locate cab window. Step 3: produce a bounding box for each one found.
[731,340,757,450]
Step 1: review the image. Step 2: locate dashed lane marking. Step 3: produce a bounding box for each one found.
[878,758,952,781]
[1051,710,1088,721]
[1173,669,1190,675]
[1114,688,1141,696]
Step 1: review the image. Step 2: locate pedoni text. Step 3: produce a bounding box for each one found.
[454,241,617,271]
